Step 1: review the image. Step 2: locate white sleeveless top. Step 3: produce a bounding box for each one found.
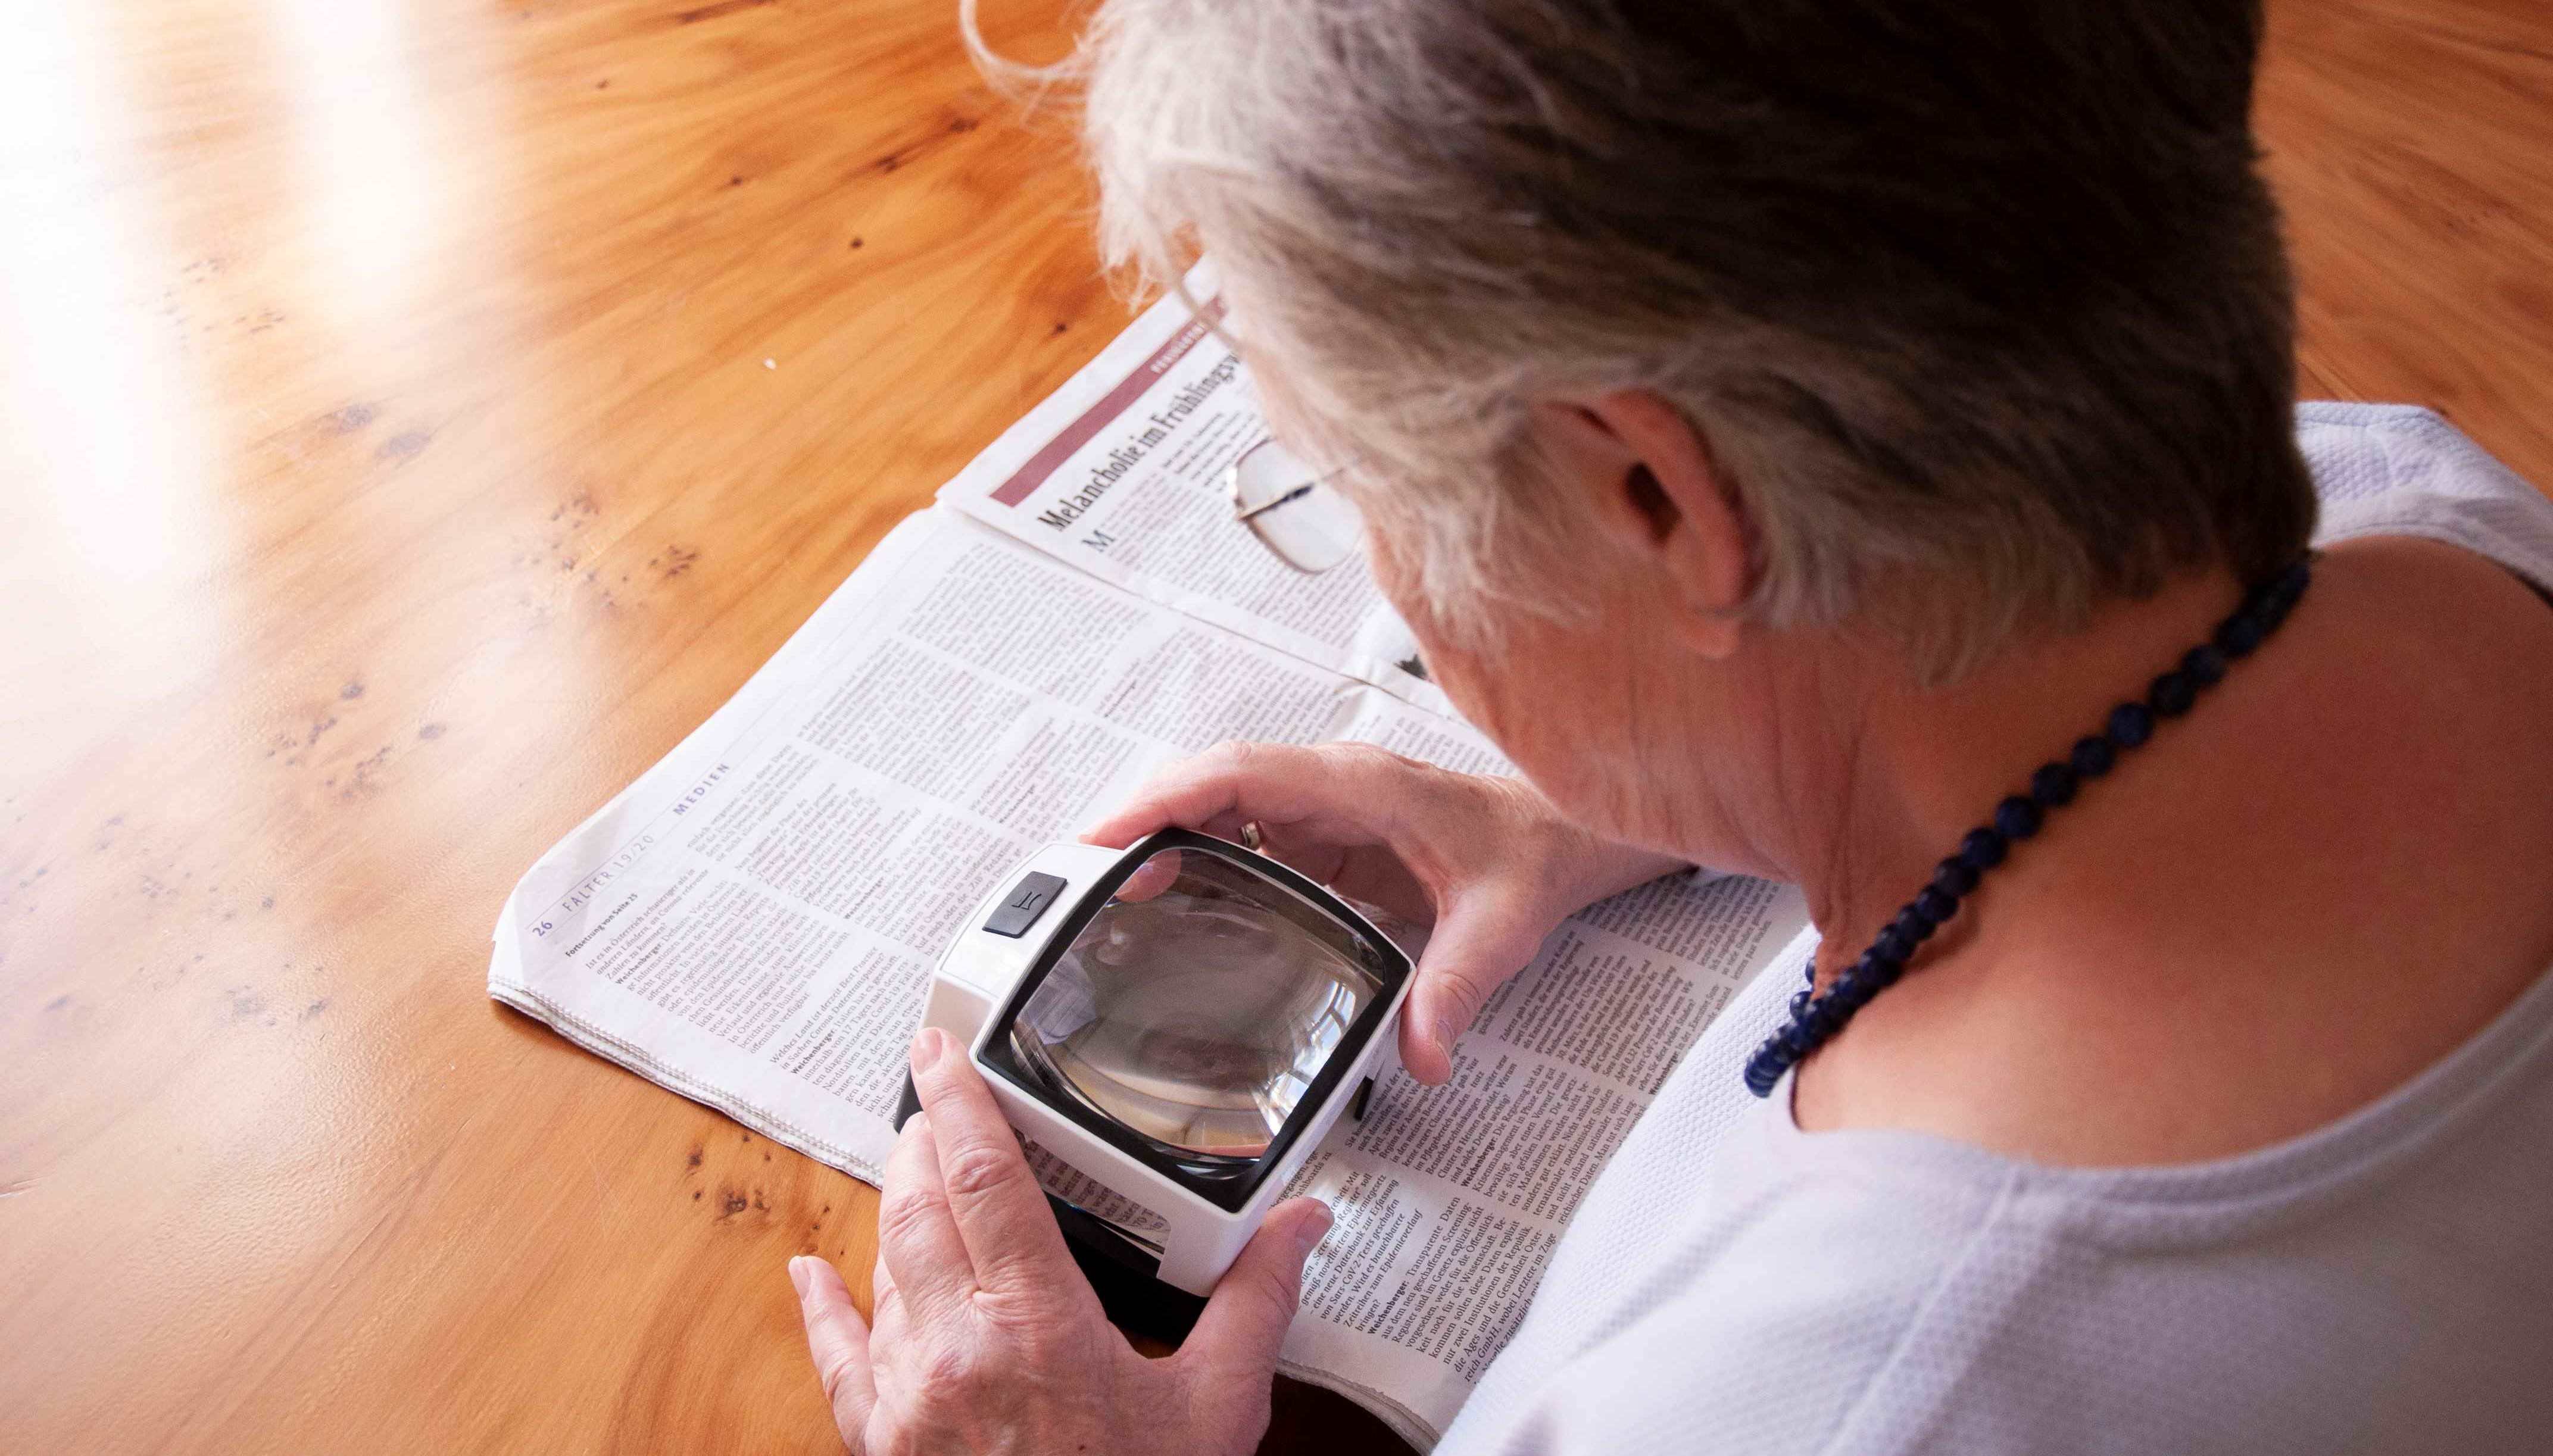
[1440,405,2553,1456]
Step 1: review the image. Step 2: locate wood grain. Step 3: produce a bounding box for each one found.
[2,2,2547,1451]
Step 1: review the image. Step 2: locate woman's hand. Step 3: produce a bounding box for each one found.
[1084,741,1689,1084]
[790,1028,1333,1456]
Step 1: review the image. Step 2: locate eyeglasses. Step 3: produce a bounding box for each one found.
[1226,438,1363,574]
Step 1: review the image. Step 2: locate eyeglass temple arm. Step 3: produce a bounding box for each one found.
[1232,482,1318,525]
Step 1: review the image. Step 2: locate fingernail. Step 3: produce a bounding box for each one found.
[1297,1204,1335,1254]
[1434,1010,1467,1056]
[787,1255,815,1300]
[911,1027,945,1069]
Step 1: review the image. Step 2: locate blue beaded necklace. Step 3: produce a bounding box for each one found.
[1742,555,2315,1097]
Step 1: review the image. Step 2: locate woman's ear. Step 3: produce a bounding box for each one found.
[1525,391,1753,658]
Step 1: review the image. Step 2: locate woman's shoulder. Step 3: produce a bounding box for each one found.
[1798,506,2553,1168]
[1456,1077,2553,1455]
[1454,979,2553,1455]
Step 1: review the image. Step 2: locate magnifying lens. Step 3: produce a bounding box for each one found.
[898,828,1413,1340]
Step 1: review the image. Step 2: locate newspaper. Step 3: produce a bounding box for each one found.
[488,279,1811,1447]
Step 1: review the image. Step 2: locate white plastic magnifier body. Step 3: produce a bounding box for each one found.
[917,828,1413,1296]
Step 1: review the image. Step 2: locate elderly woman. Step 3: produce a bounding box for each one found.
[787,1,2553,1451]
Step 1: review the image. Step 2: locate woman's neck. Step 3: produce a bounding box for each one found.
[1748,539,2553,1163]
[1766,565,2249,983]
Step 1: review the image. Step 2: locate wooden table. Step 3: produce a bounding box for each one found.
[5,2,2548,1451]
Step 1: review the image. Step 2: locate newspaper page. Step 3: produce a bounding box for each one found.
[1278,871,1806,1441]
[489,286,1812,1446]
[936,271,1452,718]
[489,509,1399,1179]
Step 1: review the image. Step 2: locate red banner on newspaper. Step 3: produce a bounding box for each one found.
[988,298,1229,508]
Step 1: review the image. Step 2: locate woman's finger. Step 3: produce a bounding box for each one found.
[1113,846,1183,902]
[1080,743,1270,847]
[1181,1198,1331,1384]
[1081,741,1403,849]
[789,1255,876,1450]
[1310,839,1432,924]
[1398,889,1559,1083]
[906,1028,1080,1295]
[874,1109,977,1318]
[1249,817,1353,889]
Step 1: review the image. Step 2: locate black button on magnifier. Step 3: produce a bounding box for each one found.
[982,871,1066,938]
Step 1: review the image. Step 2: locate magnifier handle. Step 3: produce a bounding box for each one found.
[892,1070,1208,1344]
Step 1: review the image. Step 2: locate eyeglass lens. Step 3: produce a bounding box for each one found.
[1230,440,1362,574]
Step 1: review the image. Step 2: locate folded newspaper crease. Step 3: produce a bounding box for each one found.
[488,271,1810,1446]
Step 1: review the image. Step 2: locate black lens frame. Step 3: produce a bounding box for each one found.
[976,827,1411,1213]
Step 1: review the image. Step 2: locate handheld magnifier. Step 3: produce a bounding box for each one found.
[895,827,1412,1341]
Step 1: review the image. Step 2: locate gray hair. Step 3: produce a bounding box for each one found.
[967,0,2317,673]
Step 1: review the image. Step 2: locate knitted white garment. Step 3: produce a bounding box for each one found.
[1437,405,2553,1456]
